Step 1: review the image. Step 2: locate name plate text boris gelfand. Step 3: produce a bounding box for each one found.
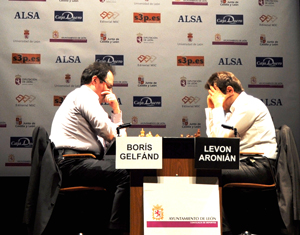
[116,137,162,169]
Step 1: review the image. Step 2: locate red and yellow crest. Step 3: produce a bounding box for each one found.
[52,30,59,39]
[152,205,164,221]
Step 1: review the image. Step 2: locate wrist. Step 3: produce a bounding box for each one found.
[112,107,121,114]
[207,104,214,109]
[214,103,222,108]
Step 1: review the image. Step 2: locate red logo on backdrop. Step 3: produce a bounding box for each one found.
[65,74,71,83]
[133,13,161,23]
[137,33,143,43]
[54,96,66,106]
[180,76,187,87]
[101,31,107,40]
[182,116,188,126]
[12,53,41,64]
[138,75,144,85]
[16,115,22,125]
[260,34,266,43]
[182,96,200,104]
[100,11,119,19]
[15,75,21,85]
[259,15,277,23]
[24,29,29,39]
[16,95,36,103]
[177,56,204,66]
[52,30,59,39]
[132,116,138,125]
[137,55,156,63]
[187,33,193,42]
[259,0,264,6]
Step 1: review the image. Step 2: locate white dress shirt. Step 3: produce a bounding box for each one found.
[205,91,277,159]
[50,85,125,154]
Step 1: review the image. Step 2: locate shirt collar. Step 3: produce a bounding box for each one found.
[81,85,100,100]
[229,91,246,113]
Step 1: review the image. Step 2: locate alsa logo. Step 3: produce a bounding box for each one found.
[14,12,40,19]
[54,11,83,22]
[178,15,202,23]
[95,55,124,66]
[177,56,204,66]
[216,14,243,25]
[219,58,242,65]
[256,57,283,67]
[133,13,161,23]
[55,56,81,63]
[260,98,282,106]
[12,53,41,64]
[133,96,162,107]
[10,137,33,148]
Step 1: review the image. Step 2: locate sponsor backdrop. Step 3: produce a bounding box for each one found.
[1,0,299,176]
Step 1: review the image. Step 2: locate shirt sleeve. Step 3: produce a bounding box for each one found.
[76,94,122,142]
[111,111,127,137]
[205,107,229,137]
[205,105,258,138]
[227,107,258,137]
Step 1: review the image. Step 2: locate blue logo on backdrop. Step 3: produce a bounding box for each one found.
[133,96,162,107]
[54,11,83,22]
[216,14,243,25]
[10,137,33,148]
[256,57,283,67]
[95,55,124,66]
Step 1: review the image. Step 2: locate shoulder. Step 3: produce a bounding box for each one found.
[71,86,98,101]
[241,92,265,106]
[233,92,268,115]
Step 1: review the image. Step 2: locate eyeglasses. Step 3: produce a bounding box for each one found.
[103,79,113,89]
[94,76,113,89]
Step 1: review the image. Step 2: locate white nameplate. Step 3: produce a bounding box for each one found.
[116,137,163,169]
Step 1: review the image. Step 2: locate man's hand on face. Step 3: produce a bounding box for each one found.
[101,91,121,114]
[208,84,227,109]
[207,95,215,109]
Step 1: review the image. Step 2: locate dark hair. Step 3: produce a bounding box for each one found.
[204,71,244,94]
[80,61,115,85]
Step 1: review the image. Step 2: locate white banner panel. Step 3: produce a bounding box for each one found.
[144,176,220,235]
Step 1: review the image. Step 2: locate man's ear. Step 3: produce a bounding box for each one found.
[226,86,234,95]
[91,75,98,84]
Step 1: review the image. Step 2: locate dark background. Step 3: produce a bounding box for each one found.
[2,177,29,235]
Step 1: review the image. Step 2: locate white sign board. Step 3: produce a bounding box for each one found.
[116,137,162,169]
[144,177,221,235]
